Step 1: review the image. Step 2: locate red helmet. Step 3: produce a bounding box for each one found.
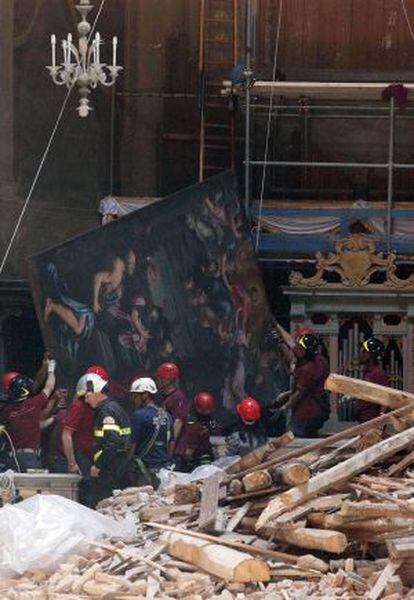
[294,327,315,340]
[236,397,261,422]
[85,365,109,382]
[2,371,21,392]
[194,392,215,415]
[155,362,180,381]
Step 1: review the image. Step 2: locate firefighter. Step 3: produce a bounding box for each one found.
[185,392,218,470]
[78,372,131,505]
[278,333,330,438]
[156,362,189,470]
[355,337,388,423]
[3,359,57,471]
[129,377,173,487]
[2,372,21,395]
[85,365,109,381]
[226,396,268,456]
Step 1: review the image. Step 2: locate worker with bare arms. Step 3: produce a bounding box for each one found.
[3,357,57,471]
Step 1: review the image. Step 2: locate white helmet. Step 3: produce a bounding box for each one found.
[76,373,108,396]
[130,377,158,395]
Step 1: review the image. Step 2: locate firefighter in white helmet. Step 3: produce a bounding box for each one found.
[128,377,173,488]
[76,372,131,505]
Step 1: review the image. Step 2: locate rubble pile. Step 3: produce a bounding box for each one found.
[4,377,414,598]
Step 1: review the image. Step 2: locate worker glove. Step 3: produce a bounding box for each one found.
[47,359,56,373]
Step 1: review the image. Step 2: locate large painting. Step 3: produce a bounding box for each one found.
[29,172,287,412]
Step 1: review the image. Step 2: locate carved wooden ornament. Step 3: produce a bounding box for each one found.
[289,234,414,288]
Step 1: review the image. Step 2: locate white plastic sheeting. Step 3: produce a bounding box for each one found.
[0,494,135,576]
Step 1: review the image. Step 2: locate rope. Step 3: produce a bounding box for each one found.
[109,83,116,195]
[400,0,414,42]
[0,0,107,276]
[254,0,284,251]
[1,428,21,474]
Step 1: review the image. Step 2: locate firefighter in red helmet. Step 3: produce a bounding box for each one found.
[226,396,268,456]
[184,392,221,471]
[156,362,189,470]
[2,372,21,393]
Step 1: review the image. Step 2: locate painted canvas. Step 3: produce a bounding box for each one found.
[29,172,287,411]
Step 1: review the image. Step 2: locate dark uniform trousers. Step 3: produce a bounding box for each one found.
[92,397,131,506]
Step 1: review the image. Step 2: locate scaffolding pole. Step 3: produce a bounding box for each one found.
[387,96,395,253]
[243,0,252,213]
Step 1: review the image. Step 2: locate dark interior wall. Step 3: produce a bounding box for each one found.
[254,0,414,200]
[4,1,414,280]
[256,0,414,73]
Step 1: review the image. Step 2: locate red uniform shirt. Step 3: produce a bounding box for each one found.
[185,421,211,458]
[355,364,388,422]
[5,391,48,449]
[164,388,189,457]
[62,399,95,458]
[292,354,329,420]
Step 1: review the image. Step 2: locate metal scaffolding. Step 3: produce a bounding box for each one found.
[243,2,414,252]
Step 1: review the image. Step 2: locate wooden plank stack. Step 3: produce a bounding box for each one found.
[5,375,414,598]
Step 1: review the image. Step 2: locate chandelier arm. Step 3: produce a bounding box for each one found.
[67,42,81,67]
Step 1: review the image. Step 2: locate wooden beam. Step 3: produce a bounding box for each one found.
[242,470,272,493]
[340,501,414,520]
[232,404,414,480]
[241,518,347,554]
[161,531,270,583]
[226,431,294,475]
[256,427,414,529]
[269,462,310,486]
[325,374,414,409]
[145,523,299,564]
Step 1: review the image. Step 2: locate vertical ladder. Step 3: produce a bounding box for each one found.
[199,0,238,181]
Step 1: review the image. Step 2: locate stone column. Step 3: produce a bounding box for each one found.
[0,0,15,199]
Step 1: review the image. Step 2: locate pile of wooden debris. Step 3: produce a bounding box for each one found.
[4,374,414,599]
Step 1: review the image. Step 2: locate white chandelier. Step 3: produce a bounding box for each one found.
[47,0,122,117]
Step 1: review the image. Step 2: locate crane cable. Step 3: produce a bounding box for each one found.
[400,0,414,42]
[254,0,284,251]
[0,0,107,275]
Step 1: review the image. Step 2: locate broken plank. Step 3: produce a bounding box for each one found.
[387,536,414,559]
[226,502,252,533]
[256,426,414,529]
[366,560,403,600]
[275,493,350,524]
[199,471,223,530]
[349,483,412,509]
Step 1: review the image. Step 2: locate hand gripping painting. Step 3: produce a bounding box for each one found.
[29,173,286,411]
